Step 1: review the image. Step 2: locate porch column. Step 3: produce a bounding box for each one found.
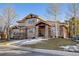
[45,25,48,38]
[35,26,38,38]
[64,33,67,38]
[63,29,67,38]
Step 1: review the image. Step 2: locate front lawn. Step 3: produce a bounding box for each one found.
[25,38,78,50]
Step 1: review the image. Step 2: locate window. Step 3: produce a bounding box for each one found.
[0,26,2,31]
[28,19,35,24]
[29,29,33,33]
[29,28,35,33]
[52,27,56,32]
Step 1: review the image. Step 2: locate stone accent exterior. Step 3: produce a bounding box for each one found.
[45,25,49,38]
[35,26,38,38]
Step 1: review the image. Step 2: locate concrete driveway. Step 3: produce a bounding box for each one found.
[8,38,47,45]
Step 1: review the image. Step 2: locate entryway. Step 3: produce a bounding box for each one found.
[38,25,45,37]
[35,21,51,38]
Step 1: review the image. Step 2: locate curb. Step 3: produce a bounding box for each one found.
[21,47,79,56]
[6,45,79,56]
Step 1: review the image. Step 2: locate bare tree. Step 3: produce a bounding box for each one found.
[47,3,61,38]
[1,6,18,40]
[67,4,79,18]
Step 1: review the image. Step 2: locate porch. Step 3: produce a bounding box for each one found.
[35,21,51,38]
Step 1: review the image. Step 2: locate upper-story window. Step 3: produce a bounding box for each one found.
[52,27,56,32]
[0,26,2,31]
[28,19,35,24]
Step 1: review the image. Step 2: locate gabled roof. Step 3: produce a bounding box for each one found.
[35,20,52,26]
[47,20,56,26]
[11,26,19,29]
[17,13,45,23]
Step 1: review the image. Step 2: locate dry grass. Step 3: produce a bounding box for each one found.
[25,38,78,50]
[0,41,8,45]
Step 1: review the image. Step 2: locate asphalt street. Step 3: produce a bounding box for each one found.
[0,45,61,56]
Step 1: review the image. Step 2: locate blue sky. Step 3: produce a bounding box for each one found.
[0,3,70,24]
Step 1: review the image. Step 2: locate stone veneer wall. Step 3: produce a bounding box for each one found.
[27,27,35,39]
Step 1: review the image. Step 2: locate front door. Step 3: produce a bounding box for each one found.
[38,25,45,37]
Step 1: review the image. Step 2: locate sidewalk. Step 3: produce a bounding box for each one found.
[19,47,79,56]
[5,38,79,56]
[1,43,79,56]
[6,44,79,56]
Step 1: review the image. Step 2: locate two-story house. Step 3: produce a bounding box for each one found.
[10,14,68,39]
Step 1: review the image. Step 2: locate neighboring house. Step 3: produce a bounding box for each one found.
[11,14,68,39]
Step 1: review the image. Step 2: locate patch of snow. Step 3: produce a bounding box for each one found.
[8,38,47,46]
[0,50,31,54]
[60,45,79,52]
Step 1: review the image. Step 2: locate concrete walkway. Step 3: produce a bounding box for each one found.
[7,38,47,45]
